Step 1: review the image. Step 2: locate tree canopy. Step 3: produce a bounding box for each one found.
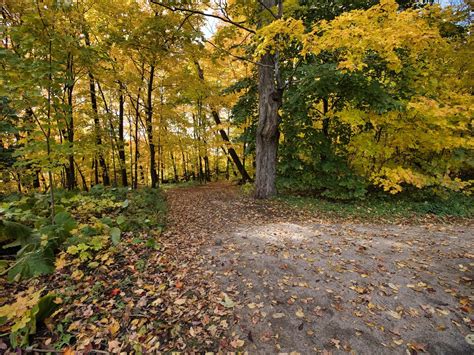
[1,0,472,199]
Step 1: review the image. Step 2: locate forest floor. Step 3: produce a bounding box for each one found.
[165,181,474,354]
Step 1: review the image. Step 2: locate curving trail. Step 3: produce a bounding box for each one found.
[165,182,473,354]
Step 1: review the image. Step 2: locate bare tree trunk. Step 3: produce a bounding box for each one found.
[85,33,109,186]
[203,155,211,181]
[211,110,252,183]
[146,64,158,188]
[74,159,89,192]
[180,143,188,181]
[128,112,134,187]
[118,82,128,186]
[128,89,142,189]
[88,74,110,186]
[64,52,76,190]
[170,152,178,182]
[194,61,251,183]
[134,97,140,189]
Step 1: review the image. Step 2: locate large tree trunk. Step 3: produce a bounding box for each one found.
[146,64,158,188]
[255,52,281,198]
[118,83,128,186]
[254,0,282,199]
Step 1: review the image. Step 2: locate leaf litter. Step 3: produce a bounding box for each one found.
[1,181,473,353]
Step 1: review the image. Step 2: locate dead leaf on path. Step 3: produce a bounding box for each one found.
[350,285,367,294]
[331,338,341,349]
[313,306,324,317]
[296,308,305,318]
[408,342,427,353]
[221,293,235,308]
[388,283,399,291]
[174,298,187,305]
[436,308,450,316]
[108,339,121,352]
[273,312,285,319]
[260,330,273,342]
[71,270,84,281]
[230,338,245,348]
[108,318,120,337]
[387,310,402,319]
[393,339,404,346]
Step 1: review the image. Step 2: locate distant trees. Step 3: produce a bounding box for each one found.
[0,0,252,195]
[1,0,472,199]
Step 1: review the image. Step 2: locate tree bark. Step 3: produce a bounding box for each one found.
[146,64,158,188]
[74,159,89,191]
[133,92,140,189]
[118,82,128,186]
[64,52,76,190]
[255,51,281,198]
[170,152,178,182]
[211,110,252,183]
[254,0,282,199]
[85,32,109,186]
[193,61,252,183]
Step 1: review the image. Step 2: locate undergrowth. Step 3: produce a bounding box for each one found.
[0,187,166,349]
[277,188,473,222]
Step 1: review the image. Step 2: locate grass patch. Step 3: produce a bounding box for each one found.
[277,189,473,222]
[160,180,201,191]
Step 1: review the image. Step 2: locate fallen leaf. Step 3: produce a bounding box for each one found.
[230,338,245,348]
[295,308,305,318]
[331,338,341,349]
[174,298,187,305]
[273,313,285,319]
[108,318,120,337]
[221,293,235,308]
[387,310,402,320]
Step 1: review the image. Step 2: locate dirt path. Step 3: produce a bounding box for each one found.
[165,182,473,354]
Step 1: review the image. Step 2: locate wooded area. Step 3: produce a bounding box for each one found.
[0,0,473,353]
[1,0,472,199]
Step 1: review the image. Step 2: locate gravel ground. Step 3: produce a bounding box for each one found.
[167,182,474,354]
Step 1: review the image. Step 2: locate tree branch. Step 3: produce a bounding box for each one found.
[257,0,278,20]
[149,1,256,34]
[203,37,272,68]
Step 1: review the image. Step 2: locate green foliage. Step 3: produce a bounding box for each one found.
[120,188,166,232]
[0,186,167,347]
[240,182,255,196]
[8,249,55,282]
[279,188,473,221]
[265,0,473,198]
[0,220,32,245]
[1,187,166,283]
[110,227,121,246]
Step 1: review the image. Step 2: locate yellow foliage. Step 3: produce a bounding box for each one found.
[255,18,305,57]
[303,0,445,72]
[0,287,43,333]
